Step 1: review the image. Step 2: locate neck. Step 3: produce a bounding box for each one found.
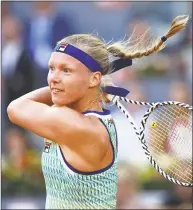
[68,91,103,113]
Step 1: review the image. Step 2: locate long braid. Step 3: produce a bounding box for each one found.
[102,15,189,103]
[106,15,189,59]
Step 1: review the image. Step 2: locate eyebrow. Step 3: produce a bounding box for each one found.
[48,62,75,69]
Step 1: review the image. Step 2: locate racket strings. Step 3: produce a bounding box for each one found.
[168,123,192,157]
[147,133,192,182]
[148,145,192,182]
[147,122,191,156]
[145,105,192,183]
[149,145,192,174]
[147,132,192,171]
[156,105,190,131]
[156,106,191,157]
[147,120,192,160]
[146,112,192,158]
[168,166,192,182]
[148,140,192,171]
[111,96,192,185]
[167,159,192,181]
[146,105,191,148]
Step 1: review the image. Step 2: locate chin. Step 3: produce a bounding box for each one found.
[51,94,80,107]
[52,98,67,107]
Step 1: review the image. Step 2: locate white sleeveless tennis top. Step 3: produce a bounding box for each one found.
[41,109,118,209]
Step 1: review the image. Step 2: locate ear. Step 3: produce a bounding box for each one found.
[89,72,102,88]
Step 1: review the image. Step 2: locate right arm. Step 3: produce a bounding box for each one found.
[7,88,101,147]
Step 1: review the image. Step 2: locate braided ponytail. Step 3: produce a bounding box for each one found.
[58,16,189,105]
[106,15,189,60]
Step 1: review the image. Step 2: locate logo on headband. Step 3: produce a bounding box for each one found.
[58,44,68,52]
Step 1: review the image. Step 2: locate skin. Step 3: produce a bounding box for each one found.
[7,52,113,172]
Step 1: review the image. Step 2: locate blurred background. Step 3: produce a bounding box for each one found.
[1,1,192,209]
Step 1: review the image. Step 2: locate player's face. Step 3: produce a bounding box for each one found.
[47,52,91,106]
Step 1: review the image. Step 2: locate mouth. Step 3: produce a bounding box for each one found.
[51,88,64,94]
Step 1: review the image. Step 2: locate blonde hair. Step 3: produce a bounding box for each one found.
[106,15,189,59]
[58,15,189,99]
[58,34,109,75]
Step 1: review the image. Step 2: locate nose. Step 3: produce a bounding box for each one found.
[49,70,62,83]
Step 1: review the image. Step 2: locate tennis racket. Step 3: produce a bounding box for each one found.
[107,95,192,187]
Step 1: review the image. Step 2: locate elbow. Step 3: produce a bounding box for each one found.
[7,100,18,123]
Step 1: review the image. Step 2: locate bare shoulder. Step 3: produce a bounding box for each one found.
[58,113,112,171]
[57,108,110,149]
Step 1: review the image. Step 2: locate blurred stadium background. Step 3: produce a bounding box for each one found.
[1,1,192,209]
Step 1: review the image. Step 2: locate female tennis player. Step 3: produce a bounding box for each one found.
[7,15,188,209]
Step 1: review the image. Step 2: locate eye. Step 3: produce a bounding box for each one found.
[49,67,55,72]
[62,68,71,73]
